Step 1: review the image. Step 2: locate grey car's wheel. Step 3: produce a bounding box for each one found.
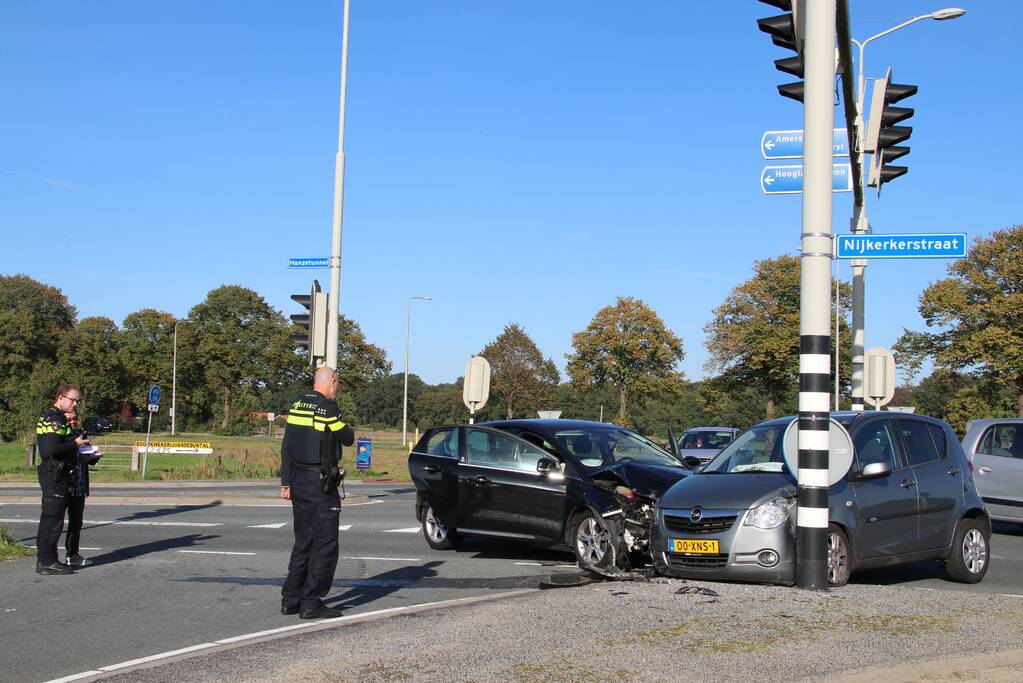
[571,511,616,573]
[827,524,852,587]
[421,504,459,550]
[945,518,989,583]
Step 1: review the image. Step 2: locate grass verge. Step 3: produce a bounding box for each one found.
[0,524,32,560]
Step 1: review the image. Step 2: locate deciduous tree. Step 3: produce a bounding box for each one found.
[480,324,559,419]
[566,297,684,425]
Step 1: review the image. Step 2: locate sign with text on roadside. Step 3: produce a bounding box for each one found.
[135,441,213,455]
[761,163,852,194]
[836,233,967,259]
[761,128,849,159]
[288,257,329,269]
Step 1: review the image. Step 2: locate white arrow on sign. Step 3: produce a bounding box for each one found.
[764,139,776,151]
[764,176,775,185]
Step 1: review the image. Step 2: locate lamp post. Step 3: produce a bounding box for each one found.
[848,7,965,411]
[402,296,432,447]
[171,319,192,436]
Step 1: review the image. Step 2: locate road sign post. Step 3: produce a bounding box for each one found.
[142,385,161,480]
[864,348,896,409]
[462,356,491,424]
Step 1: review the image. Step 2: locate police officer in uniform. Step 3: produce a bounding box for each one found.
[280,366,354,618]
[35,385,89,575]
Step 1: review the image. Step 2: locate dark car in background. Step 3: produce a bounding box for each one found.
[82,416,113,435]
[652,412,990,587]
[408,419,692,574]
[962,418,1023,526]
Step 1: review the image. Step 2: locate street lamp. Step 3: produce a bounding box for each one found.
[402,296,432,447]
[847,7,965,411]
[171,319,192,436]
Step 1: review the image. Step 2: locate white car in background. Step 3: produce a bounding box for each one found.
[675,427,739,465]
[961,418,1023,526]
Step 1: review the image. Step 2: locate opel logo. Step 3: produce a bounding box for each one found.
[689,507,703,523]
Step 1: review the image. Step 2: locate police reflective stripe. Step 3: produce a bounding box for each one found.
[313,416,347,433]
[289,408,315,416]
[287,415,314,426]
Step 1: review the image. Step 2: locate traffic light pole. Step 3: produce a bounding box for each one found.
[849,36,871,413]
[326,0,351,370]
[795,0,835,590]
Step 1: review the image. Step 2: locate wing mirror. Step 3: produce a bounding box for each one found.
[536,457,559,474]
[859,461,892,479]
[683,455,703,470]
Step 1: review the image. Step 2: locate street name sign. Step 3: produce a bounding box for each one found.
[761,164,852,194]
[761,128,849,159]
[836,233,967,259]
[288,257,329,269]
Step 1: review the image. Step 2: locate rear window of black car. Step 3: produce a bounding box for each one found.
[897,420,942,466]
[424,428,458,458]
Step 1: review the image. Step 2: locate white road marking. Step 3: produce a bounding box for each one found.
[515,562,542,566]
[342,499,384,507]
[339,524,353,531]
[47,595,523,683]
[0,518,223,528]
[247,522,287,529]
[998,593,1023,599]
[341,556,422,562]
[381,526,420,533]
[177,550,256,556]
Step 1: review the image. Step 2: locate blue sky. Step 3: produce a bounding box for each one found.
[2,1,1020,386]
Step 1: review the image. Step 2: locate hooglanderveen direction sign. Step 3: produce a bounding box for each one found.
[836,233,967,259]
[134,440,213,455]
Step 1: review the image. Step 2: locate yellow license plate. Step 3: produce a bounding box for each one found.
[671,538,719,554]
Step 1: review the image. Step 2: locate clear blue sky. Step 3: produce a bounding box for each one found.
[2,1,1020,386]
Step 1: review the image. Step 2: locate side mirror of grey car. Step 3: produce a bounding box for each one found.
[859,461,892,479]
[536,457,558,474]
[683,455,703,470]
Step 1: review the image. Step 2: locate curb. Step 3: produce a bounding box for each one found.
[0,494,371,507]
[824,647,1023,682]
[48,588,538,683]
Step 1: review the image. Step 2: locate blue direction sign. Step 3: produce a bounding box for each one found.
[761,128,849,159]
[148,385,161,405]
[288,257,329,269]
[836,233,968,259]
[761,164,852,195]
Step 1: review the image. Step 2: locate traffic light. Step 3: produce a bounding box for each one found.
[757,0,805,102]
[865,67,918,193]
[291,280,327,369]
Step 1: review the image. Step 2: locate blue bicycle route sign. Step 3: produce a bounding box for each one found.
[761,128,849,159]
[836,233,968,259]
[148,385,161,405]
[288,257,330,269]
[761,163,852,194]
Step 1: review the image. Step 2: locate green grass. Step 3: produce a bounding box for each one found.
[0,431,413,483]
[0,524,32,560]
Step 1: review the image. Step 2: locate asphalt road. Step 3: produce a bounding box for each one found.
[1,482,1021,682]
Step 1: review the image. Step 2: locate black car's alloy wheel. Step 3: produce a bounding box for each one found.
[945,518,989,583]
[826,524,852,587]
[572,511,616,573]
[421,504,458,550]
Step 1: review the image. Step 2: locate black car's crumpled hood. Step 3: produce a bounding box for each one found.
[588,461,689,499]
[658,472,795,510]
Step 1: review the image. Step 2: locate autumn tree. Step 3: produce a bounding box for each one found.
[895,225,1023,416]
[480,324,559,419]
[0,275,77,440]
[704,254,850,419]
[566,297,684,425]
[117,308,176,416]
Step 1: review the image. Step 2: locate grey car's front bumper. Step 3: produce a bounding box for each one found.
[651,507,796,585]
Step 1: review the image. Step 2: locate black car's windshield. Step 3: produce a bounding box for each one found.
[702,423,790,474]
[554,427,682,468]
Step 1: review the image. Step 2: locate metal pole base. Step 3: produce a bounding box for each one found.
[796,526,828,589]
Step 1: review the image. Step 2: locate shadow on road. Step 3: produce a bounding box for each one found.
[326,560,444,608]
[86,533,220,567]
[993,522,1023,537]
[452,537,575,564]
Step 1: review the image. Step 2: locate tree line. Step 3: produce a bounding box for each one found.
[2,224,1019,442]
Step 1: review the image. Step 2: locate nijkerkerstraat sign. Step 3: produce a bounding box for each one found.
[836,233,967,259]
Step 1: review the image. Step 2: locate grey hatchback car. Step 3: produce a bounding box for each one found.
[651,412,991,587]
[962,418,1023,526]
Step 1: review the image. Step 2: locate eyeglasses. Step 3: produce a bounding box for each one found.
[62,396,81,404]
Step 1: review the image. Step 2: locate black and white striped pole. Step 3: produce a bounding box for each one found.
[796,0,836,590]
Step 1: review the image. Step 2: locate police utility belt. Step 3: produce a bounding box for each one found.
[293,461,346,496]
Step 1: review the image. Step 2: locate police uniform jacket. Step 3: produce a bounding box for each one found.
[36,407,78,485]
[280,391,355,487]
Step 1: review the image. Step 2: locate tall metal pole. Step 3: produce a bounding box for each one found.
[796,0,836,590]
[402,296,431,447]
[326,0,351,370]
[172,322,179,435]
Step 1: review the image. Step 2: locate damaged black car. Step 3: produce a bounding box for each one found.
[408,419,692,575]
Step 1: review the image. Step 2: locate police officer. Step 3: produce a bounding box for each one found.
[35,385,89,575]
[280,366,354,618]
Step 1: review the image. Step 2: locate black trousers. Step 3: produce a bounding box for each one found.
[282,468,340,609]
[36,464,69,566]
[65,495,86,556]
